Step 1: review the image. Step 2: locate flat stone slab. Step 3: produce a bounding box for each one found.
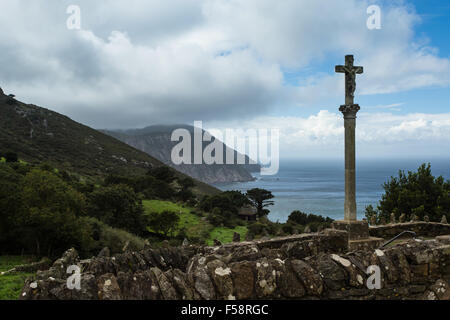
[348,237,384,251]
[332,220,370,240]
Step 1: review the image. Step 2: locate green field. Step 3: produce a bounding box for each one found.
[0,256,35,300]
[207,226,248,246]
[143,200,248,245]
[143,200,213,237]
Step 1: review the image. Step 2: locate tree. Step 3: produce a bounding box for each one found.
[21,168,86,217]
[146,210,180,237]
[287,210,333,225]
[0,164,23,250]
[246,188,274,217]
[365,163,450,222]
[176,177,195,201]
[199,193,240,214]
[147,166,176,183]
[19,168,90,256]
[87,184,145,235]
[222,190,251,207]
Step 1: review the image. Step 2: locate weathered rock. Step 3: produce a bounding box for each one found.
[429,279,450,300]
[399,213,406,223]
[290,259,323,296]
[122,241,130,252]
[50,248,79,279]
[188,256,216,300]
[151,267,178,300]
[370,222,450,239]
[117,270,159,300]
[97,247,110,258]
[442,215,448,224]
[97,274,121,300]
[255,258,277,298]
[208,260,234,300]
[331,254,365,288]
[193,266,215,300]
[182,238,189,247]
[161,240,170,248]
[424,215,430,223]
[390,213,396,224]
[230,261,255,300]
[18,232,450,301]
[143,240,152,250]
[170,269,194,300]
[279,261,305,298]
[303,225,311,233]
[222,244,261,263]
[311,254,347,291]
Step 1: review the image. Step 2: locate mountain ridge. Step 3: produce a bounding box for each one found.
[102,124,261,184]
[0,89,219,195]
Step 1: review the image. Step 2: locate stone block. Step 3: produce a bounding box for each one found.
[332,220,370,240]
[348,237,384,251]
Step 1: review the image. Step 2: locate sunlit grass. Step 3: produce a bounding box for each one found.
[0,256,35,300]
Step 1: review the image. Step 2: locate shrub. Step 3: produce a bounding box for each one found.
[87,184,145,236]
[80,217,145,255]
[366,163,450,222]
[146,210,180,237]
[287,210,333,225]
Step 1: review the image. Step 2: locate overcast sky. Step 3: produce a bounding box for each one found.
[1,0,449,159]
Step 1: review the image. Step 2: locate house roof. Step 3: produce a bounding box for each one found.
[238,206,257,216]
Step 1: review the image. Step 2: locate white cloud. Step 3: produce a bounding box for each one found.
[0,0,449,129]
[205,111,450,158]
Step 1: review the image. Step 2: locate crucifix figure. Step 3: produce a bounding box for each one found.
[335,55,363,105]
[335,55,363,222]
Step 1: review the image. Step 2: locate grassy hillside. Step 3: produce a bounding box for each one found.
[206,226,248,246]
[0,94,218,196]
[0,256,35,300]
[143,200,248,245]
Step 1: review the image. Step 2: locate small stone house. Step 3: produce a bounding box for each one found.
[238,205,257,221]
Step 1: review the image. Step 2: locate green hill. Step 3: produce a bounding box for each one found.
[0,90,218,196]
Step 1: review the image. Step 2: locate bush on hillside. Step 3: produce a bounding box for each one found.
[80,217,145,255]
[366,163,450,223]
[146,210,180,237]
[87,184,146,236]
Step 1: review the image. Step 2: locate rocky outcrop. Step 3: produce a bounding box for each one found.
[20,232,450,300]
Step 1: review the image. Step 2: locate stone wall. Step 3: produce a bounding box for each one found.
[19,230,450,300]
[369,222,450,240]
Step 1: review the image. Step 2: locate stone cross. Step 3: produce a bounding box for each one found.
[335,55,363,221]
[335,55,363,105]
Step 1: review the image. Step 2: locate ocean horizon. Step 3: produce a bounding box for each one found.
[215,158,450,223]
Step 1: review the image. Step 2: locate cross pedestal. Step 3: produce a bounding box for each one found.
[333,55,383,251]
[332,220,383,251]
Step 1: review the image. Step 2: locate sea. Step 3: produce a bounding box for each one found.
[214,158,450,223]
